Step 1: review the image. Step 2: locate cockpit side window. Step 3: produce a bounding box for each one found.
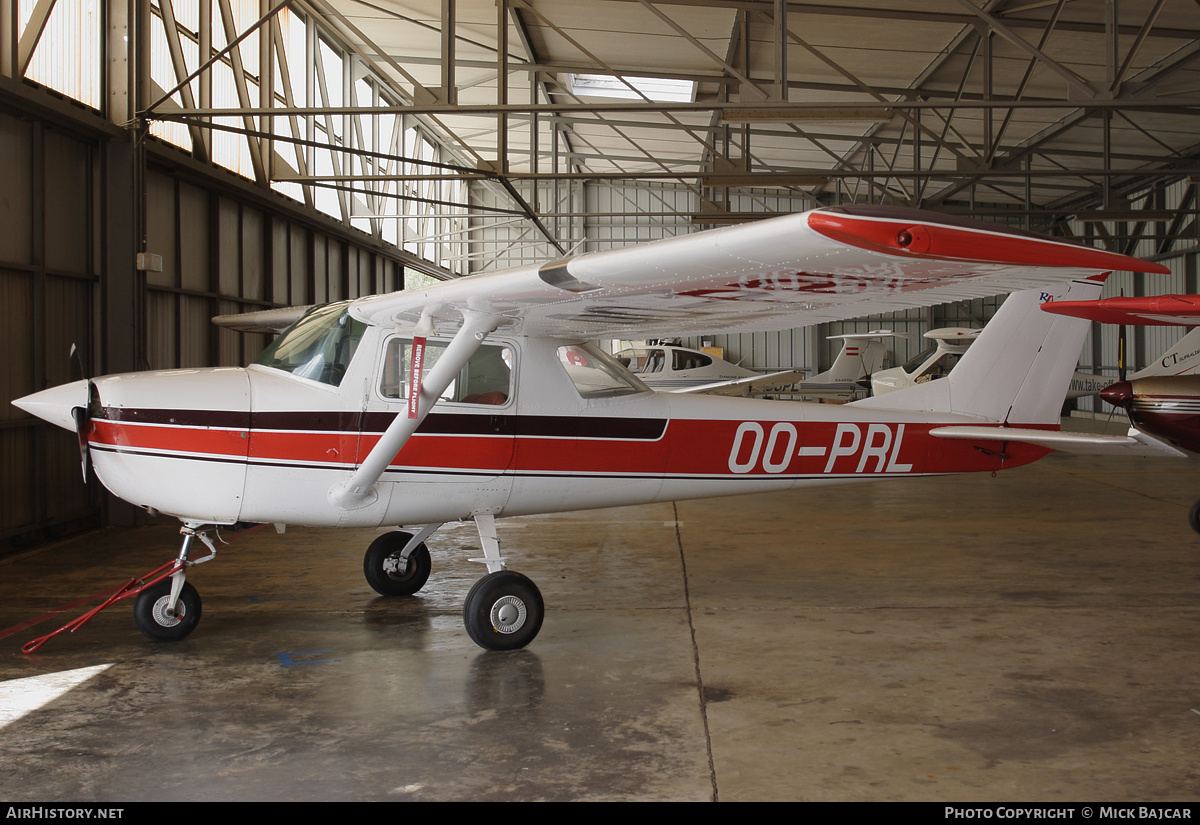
[618,348,666,374]
[254,302,366,386]
[380,338,513,405]
[672,350,712,371]
[557,343,649,398]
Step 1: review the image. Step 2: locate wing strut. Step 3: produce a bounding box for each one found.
[328,311,501,510]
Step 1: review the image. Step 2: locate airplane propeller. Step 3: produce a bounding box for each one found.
[68,345,98,482]
[1118,322,1128,383]
[1099,326,1136,421]
[1099,305,1133,416]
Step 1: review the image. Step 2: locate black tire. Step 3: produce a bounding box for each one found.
[133,580,202,642]
[1189,500,1200,536]
[462,571,544,651]
[364,531,432,596]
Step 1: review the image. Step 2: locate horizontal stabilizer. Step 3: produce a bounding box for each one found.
[930,425,1187,458]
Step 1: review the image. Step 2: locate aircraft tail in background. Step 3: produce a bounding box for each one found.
[852,279,1106,425]
[811,331,901,385]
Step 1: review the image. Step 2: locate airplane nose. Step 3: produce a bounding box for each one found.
[1099,380,1133,408]
[12,379,90,431]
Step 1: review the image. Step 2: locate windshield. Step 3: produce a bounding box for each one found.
[900,344,938,374]
[255,302,366,386]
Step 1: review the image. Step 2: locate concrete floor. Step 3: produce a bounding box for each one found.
[2,428,1200,801]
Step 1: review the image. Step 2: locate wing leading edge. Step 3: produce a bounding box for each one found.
[342,205,1167,340]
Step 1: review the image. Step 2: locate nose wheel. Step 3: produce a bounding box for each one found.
[133,580,202,641]
[463,571,544,651]
[131,525,218,642]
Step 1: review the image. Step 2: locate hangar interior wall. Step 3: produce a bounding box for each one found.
[0,97,409,552]
[0,109,99,547]
[140,161,403,373]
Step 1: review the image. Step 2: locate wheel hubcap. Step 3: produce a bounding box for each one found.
[383,554,409,579]
[490,596,526,634]
[151,596,184,628]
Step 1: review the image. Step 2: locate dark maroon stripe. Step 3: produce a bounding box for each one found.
[96,407,249,428]
[94,407,667,441]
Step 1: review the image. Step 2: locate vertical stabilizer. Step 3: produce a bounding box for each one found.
[1133,327,1200,378]
[853,279,1105,424]
[812,331,900,384]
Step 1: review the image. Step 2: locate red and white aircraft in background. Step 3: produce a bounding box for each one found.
[1044,295,1200,530]
[13,206,1176,651]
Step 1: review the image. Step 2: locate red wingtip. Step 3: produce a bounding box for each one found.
[808,207,1170,275]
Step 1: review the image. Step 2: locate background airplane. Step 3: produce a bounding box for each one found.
[1043,295,1200,532]
[616,331,900,399]
[868,323,1200,400]
[869,327,980,396]
[615,341,803,394]
[12,206,1174,652]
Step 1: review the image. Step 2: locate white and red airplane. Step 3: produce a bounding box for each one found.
[12,206,1177,651]
[1042,295,1200,531]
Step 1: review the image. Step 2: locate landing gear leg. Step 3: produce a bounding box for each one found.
[132,525,218,642]
[462,514,544,651]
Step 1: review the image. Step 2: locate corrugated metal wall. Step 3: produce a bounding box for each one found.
[0,111,99,547]
[141,162,403,372]
[1,114,407,551]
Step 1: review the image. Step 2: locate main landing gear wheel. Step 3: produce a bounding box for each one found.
[364,531,432,596]
[463,571,544,651]
[133,580,202,642]
[1189,500,1200,536]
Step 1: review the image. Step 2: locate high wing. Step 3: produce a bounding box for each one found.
[347,205,1168,339]
[1043,295,1200,326]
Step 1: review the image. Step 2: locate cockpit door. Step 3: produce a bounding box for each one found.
[363,335,517,488]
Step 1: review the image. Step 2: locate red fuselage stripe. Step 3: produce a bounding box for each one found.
[90,415,1051,477]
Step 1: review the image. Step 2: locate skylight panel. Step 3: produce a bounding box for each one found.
[569,74,696,103]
